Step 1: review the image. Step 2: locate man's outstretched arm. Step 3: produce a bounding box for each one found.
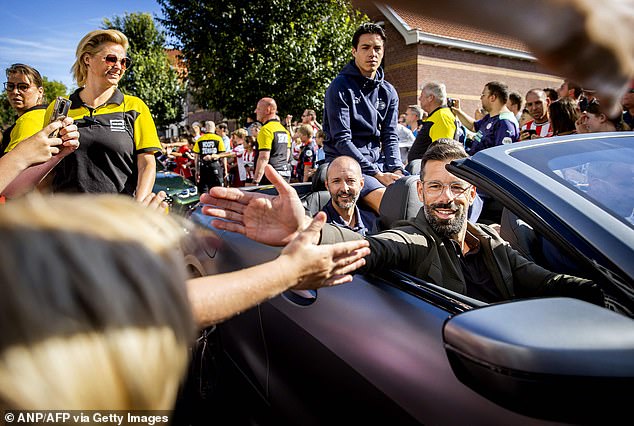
[187,212,370,328]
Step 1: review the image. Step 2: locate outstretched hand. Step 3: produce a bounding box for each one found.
[139,190,169,212]
[201,165,308,246]
[281,212,370,289]
[11,119,79,167]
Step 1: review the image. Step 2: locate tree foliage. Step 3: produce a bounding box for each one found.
[0,95,14,130]
[42,77,68,105]
[103,12,184,126]
[157,0,366,120]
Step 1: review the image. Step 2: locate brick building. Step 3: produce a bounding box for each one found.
[361,3,563,116]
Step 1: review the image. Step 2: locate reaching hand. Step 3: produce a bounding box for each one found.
[139,191,169,212]
[201,165,309,246]
[281,212,371,289]
[57,117,80,154]
[531,0,633,118]
[11,121,75,167]
[375,171,401,187]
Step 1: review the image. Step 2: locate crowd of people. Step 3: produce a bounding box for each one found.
[0,0,633,416]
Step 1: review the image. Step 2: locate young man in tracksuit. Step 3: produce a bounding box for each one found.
[322,23,404,215]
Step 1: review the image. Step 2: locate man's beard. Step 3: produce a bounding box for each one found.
[424,200,466,238]
[333,191,358,210]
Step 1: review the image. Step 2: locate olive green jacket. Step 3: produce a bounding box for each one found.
[321,207,600,302]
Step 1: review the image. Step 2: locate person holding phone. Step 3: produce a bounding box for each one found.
[43,29,161,200]
[0,119,80,197]
[1,64,47,157]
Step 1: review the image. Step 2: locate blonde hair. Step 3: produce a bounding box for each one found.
[72,29,129,87]
[0,194,195,410]
[297,124,313,139]
[232,128,248,139]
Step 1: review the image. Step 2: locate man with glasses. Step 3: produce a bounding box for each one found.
[203,139,603,305]
[452,81,520,155]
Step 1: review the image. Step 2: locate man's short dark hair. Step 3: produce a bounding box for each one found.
[420,139,469,180]
[485,81,510,104]
[217,123,228,131]
[543,87,559,103]
[508,91,523,108]
[352,23,386,49]
[565,80,584,99]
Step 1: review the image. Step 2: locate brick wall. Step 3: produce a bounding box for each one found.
[380,19,562,116]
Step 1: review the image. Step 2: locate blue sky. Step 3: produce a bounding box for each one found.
[0,0,165,91]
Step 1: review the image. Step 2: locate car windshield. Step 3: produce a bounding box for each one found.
[510,136,634,227]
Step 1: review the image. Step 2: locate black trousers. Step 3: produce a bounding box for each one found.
[198,162,224,194]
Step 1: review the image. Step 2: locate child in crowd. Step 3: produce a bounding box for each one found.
[243,136,256,183]
[296,124,318,183]
[228,128,248,187]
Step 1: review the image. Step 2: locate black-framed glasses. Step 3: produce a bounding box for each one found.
[103,54,131,70]
[3,82,31,92]
[422,180,471,198]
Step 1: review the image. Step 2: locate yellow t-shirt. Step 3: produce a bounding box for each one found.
[4,105,47,153]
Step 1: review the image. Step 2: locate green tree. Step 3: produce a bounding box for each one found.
[0,95,13,130]
[157,0,366,120]
[42,77,68,105]
[103,12,184,127]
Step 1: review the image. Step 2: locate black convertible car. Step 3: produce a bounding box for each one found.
[181,133,634,425]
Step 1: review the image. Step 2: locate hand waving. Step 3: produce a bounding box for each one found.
[281,212,370,289]
[201,165,309,246]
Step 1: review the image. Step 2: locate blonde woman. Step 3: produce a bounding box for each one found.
[44,29,160,200]
[0,192,368,410]
[0,194,194,410]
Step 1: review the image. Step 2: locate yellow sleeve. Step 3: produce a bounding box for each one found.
[130,96,161,153]
[4,108,47,153]
[258,126,273,150]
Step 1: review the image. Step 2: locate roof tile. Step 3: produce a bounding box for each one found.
[392,6,530,53]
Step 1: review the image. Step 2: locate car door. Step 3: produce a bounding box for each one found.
[261,269,560,425]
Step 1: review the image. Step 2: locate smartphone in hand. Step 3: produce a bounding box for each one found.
[49,97,71,138]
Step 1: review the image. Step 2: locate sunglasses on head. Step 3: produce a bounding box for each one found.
[103,54,131,70]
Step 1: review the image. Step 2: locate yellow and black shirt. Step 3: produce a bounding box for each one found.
[193,133,226,162]
[407,106,457,163]
[1,105,47,156]
[256,118,291,176]
[43,88,161,195]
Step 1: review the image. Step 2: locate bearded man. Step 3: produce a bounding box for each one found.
[322,156,377,236]
[204,139,603,305]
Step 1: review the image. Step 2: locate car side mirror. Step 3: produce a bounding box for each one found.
[443,298,634,423]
